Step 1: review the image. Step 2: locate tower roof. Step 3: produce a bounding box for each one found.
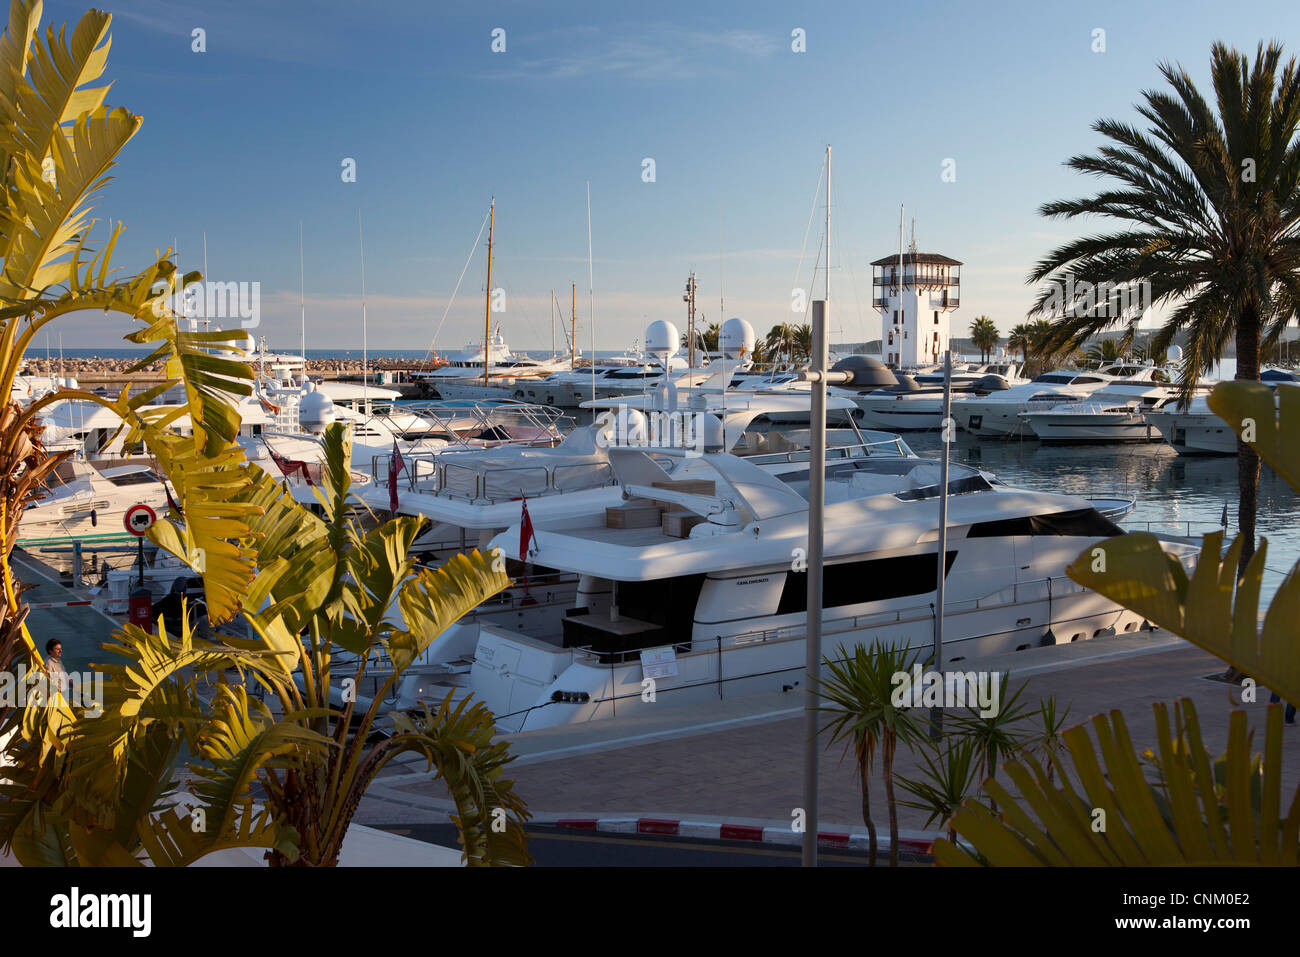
[871,252,962,267]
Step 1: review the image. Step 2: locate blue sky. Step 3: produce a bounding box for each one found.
[34,0,1300,352]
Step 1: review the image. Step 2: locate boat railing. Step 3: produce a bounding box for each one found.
[362,399,572,449]
[742,436,911,466]
[502,577,1125,731]
[373,450,616,502]
[687,575,1086,651]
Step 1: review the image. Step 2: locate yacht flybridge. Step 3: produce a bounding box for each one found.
[372,434,1185,732]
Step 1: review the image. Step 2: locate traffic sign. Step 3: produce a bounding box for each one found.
[123,503,157,537]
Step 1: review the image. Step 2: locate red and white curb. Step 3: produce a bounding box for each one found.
[548,816,937,854]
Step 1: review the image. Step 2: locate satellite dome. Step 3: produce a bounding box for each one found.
[298,384,336,433]
[720,317,756,360]
[645,320,680,361]
[696,412,724,452]
[1166,344,1183,363]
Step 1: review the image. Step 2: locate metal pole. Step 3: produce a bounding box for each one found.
[932,349,951,739]
[802,144,830,868]
[72,540,81,589]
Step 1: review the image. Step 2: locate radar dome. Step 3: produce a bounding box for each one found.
[720,318,756,360]
[830,355,897,387]
[298,384,336,433]
[973,374,1010,392]
[645,320,679,361]
[1166,344,1183,363]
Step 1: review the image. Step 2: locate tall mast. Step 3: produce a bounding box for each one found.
[571,282,577,367]
[484,198,495,389]
[358,209,368,406]
[802,143,831,868]
[202,231,209,334]
[551,289,556,357]
[897,204,904,364]
[298,221,306,361]
[587,183,595,401]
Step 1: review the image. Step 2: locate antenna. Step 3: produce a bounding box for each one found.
[358,209,368,406]
[484,198,495,389]
[587,182,595,402]
[299,221,306,361]
[201,231,209,334]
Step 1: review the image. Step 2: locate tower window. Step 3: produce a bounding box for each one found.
[934,311,939,324]
[893,310,898,326]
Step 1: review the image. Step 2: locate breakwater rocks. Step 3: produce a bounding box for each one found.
[23,356,446,380]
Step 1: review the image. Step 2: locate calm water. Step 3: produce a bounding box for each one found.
[905,431,1300,604]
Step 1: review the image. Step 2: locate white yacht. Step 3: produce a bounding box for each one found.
[414,331,573,400]
[519,353,646,408]
[954,364,1148,438]
[1146,370,1300,455]
[377,442,1188,731]
[18,458,172,548]
[1018,366,1213,443]
[852,364,1026,431]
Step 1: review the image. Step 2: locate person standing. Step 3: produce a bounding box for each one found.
[44,638,69,701]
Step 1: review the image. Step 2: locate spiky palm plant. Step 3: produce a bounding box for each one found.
[1028,41,1300,572]
[815,640,929,866]
[0,1,261,728]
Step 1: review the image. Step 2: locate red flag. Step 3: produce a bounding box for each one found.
[389,441,405,513]
[520,495,535,558]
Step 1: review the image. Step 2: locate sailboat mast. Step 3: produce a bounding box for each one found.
[484,199,495,389]
[299,221,306,361]
[571,283,577,367]
[551,289,556,357]
[358,209,368,406]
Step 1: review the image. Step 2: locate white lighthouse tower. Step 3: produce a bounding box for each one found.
[872,236,961,369]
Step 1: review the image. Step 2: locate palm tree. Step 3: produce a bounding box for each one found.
[1007,323,1032,362]
[0,426,527,866]
[0,2,248,724]
[1085,337,1123,365]
[792,323,812,364]
[816,640,929,866]
[896,736,982,844]
[1027,41,1300,572]
[968,316,999,363]
[764,323,797,366]
[949,674,1034,801]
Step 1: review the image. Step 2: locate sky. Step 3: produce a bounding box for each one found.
[29,0,1300,353]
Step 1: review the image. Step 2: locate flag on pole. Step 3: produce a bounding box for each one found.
[520,494,535,559]
[389,441,405,513]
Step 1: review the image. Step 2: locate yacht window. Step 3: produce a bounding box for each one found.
[1072,376,1103,384]
[1034,374,1075,384]
[896,474,993,500]
[615,574,706,634]
[107,470,159,487]
[777,552,957,614]
[966,508,1123,538]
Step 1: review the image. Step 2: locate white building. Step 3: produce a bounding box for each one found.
[872,250,962,368]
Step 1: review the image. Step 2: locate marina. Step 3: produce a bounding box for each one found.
[2,2,1299,919]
